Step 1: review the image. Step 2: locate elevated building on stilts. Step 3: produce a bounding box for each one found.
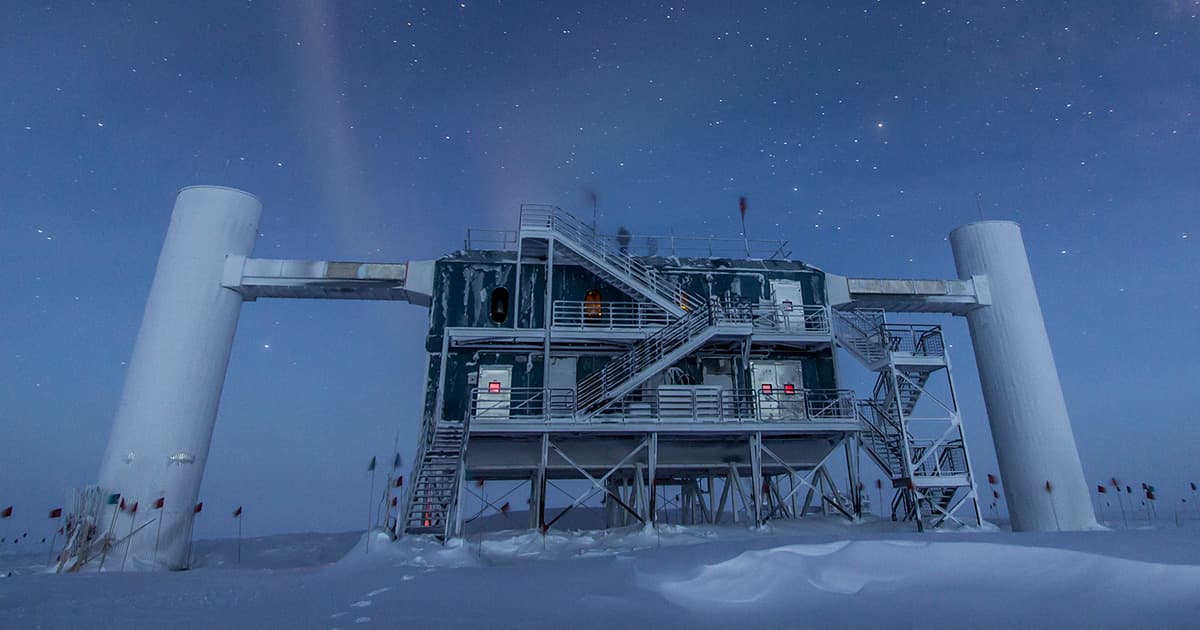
[78,188,1096,570]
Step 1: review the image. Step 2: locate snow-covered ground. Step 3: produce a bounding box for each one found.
[3,515,1199,629]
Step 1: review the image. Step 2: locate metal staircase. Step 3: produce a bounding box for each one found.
[401,420,469,539]
[833,308,982,529]
[575,304,751,417]
[519,205,705,316]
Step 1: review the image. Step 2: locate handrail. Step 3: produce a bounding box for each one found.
[551,300,673,330]
[469,385,857,424]
[882,324,945,357]
[464,228,519,251]
[520,205,706,313]
[469,387,576,420]
[575,304,715,410]
[910,441,968,476]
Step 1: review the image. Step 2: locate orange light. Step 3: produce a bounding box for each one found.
[784,384,796,395]
[488,381,501,393]
[761,384,772,394]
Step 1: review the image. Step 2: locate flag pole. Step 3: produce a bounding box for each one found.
[152,497,165,564]
[120,503,138,572]
[367,455,377,554]
[187,503,202,569]
[98,498,121,571]
[234,507,243,564]
[47,518,60,565]
[45,508,61,561]
[738,196,750,257]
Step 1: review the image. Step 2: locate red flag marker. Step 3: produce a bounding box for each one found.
[48,508,62,519]
[194,502,204,514]
[391,497,398,507]
[992,490,999,499]
[1097,485,1106,494]
[987,473,998,485]
[394,476,403,488]
[154,497,165,509]
[129,502,138,514]
[1044,481,1053,493]
[1,506,12,518]
[119,498,126,511]
[875,479,882,489]
[232,506,243,518]
[500,502,511,515]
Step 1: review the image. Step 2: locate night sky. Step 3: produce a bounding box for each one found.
[2,1,1198,539]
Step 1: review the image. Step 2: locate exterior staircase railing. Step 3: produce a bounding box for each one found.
[520,205,706,315]
[401,415,471,539]
[833,306,980,528]
[575,304,732,416]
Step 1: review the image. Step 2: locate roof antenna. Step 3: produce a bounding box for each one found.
[975,193,985,221]
[739,196,750,257]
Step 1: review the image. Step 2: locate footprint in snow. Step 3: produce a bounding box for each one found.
[365,587,391,597]
[354,617,371,624]
[351,601,372,608]
[330,612,348,619]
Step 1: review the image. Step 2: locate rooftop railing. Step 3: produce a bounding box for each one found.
[464,205,792,260]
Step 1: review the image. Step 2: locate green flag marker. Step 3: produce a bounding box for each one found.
[368,456,376,472]
[106,493,121,505]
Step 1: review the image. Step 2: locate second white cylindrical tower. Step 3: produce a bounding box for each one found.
[950,221,1097,532]
[96,186,261,569]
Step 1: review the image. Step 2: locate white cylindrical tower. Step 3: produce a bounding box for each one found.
[950,221,1096,532]
[96,186,261,569]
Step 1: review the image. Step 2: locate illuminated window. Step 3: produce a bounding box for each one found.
[784,384,796,395]
[782,300,793,312]
[584,288,602,318]
[490,287,510,323]
[761,383,773,394]
[488,381,501,393]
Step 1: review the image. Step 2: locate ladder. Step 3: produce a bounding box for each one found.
[401,420,469,538]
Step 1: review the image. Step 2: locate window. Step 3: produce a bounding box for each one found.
[784,383,796,395]
[584,288,602,319]
[490,287,510,323]
[761,383,773,394]
[488,381,501,393]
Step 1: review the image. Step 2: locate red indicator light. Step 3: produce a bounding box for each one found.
[784,384,796,395]
[488,381,501,393]
[761,384,772,394]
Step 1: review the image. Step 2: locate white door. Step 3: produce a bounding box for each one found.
[770,280,807,331]
[751,361,805,420]
[475,365,513,419]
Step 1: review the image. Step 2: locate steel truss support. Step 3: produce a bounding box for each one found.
[541,436,648,532]
[763,436,856,522]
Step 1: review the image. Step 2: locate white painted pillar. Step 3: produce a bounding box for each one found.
[96,186,261,569]
[950,221,1097,532]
